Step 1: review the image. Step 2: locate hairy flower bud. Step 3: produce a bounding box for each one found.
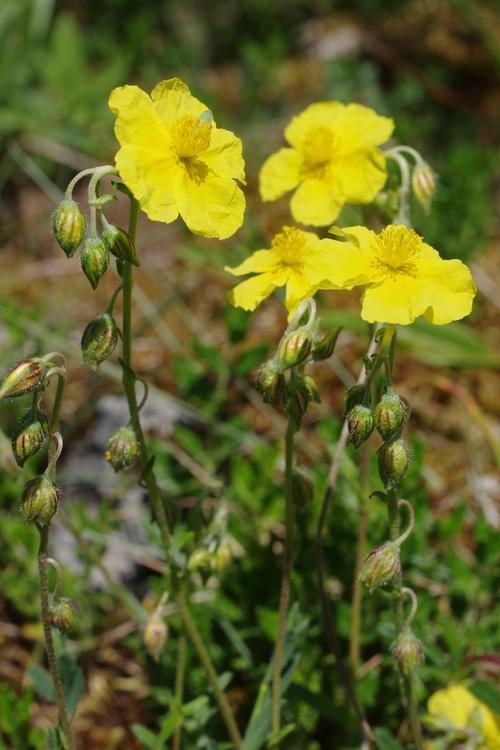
[291,470,314,511]
[105,425,138,472]
[412,163,437,213]
[20,475,59,525]
[0,358,45,399]
[378,438,409,489]
[187,548,212,571]
[255,362,285,405]
[347,405,374,448]
[52,200,86,258]
[213,542,233,573]
[12,411,49,467]
[303,375,321,404]
[50,598,77,633]
[143,611,168,662]
[374,390,409,441]
[81,313,119,367]
[279,328,312,369]
[103,224,139,266]
[312,328,340,361]
[392,627,424,675]
[359,542,400,592]
[81,237,109,289]
[343,384,366,415]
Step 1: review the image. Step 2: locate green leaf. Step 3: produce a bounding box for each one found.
[374,727,405,750]
[28,665,55,702]
[468,681,500,714]
[233,344,269,376]
[132,723,159,750]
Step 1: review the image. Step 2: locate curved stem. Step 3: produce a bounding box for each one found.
[401,587,418,627]
[385,151,412,227]
[271,419,295,739]
[38,527,74,748]
[107,284,123,315]
[47,557,62,600]
[395,499,415,546]
[64,165,115,201]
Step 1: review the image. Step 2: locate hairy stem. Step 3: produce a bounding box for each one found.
[271,420,295,739]
[349,446,370,673]
[38,526,74,749]
[173,632,187,750]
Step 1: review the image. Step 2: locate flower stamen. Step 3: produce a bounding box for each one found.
[271,227,310,267]
[172,115,212,159]
[369,225,422,278]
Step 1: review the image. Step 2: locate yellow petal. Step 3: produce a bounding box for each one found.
[335,104,394,151]
[109,85,169,148]
[290,178,344,226]
[259,148,301,201]
[285,269,317,312]
[225,250,277,277]
[329,225,376,252]
[417,244,476,325]
[228,272,279,311]
[334,149,388,203]
[428,684,500,748]
[304,237,370,288]
[360,275,425,325]
[284,102,345,147]
[174,163,245,239]
[152,78,207,125]
[203,128,245,182]
[115,146,178,224]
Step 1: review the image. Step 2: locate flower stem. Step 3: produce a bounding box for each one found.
[271,419,296,740]
[349,445,370,673]
[121,195,241,748]
[172,631,187,750]
[386,487,423,748]
[38,525,74,749]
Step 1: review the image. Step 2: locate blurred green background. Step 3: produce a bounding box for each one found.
[0,1,499,749]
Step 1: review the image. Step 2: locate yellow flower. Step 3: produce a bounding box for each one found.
[225,226,350,313]
[321,224,476,325]
[109,78,245,239]
[260,102,394,226]
[427,684,500,750]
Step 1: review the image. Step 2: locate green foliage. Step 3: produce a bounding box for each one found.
[0,684,45,750]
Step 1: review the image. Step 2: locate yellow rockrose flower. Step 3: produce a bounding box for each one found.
[321,224,476,325]
[225,226,351,313]
[109,78,245,239]
[260,102,394,226]
[427,684,500,750]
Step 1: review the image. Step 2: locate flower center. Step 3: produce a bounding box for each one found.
[271,226,310,267]
[300,127,338,179]
[171,115,211,159]
[369,225,422,278]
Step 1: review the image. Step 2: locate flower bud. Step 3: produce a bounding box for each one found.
[20,475,59,525]
[12,410,49,467]
[81,313,118,367]
[49,598,77,633]
[52,200,86,258]
[103,224,139,266]
[81,237,109,289]
[0,358,45,399]
[187,548,212,571]
[213,542,233,573]
[312,329,340,361]
[255,362,285,405]
[359,542,400,592]
[374,390,409,441]
[143,611,168,662]
[285,380,309,427]
[279,328,312,369]
[412,163,437,213]
[378,438,409,489]
[105,425,138,472]
[343,384,366,415]
[303,375,320,404]
[392,627,424,675]
[291,470,314,511]
[347,405,374,449]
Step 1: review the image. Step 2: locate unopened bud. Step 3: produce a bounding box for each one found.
[343,384,366,415]
[0,359,45,399]
[312,328,340,361]
[143,611,168,662]
[50,598,77,633]
[20,475,59,525]
[374,390,409,441]
[12,411,49,467]
[374,188,401,222]
[255,362,285,405]
[187,548,212,571]
[412,163,437,213]
[52,200,86,258]
[378,438,409,489]
[392,627,424,675]
[105,425,138,472]
[103,224,139,266]
[285,380,309,427]
[213,542,233,573]
[81,237,109,289]
[81,313,118,367]
[279,328,312,369]
[303,375,320,403]
[359,542,400,592]
[347,405,374,448]
[291,470,314,511]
